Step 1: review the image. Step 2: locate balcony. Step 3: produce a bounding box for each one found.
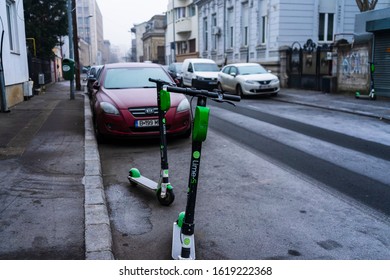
[175,18,192,34]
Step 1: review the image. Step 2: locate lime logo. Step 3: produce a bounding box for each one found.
[162,118,166,124]
[63,65,70,71]
[184,238,191,246]
[193,151,200,159]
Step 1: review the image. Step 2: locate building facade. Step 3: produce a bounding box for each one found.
[131,22,147,62]
[194,0,389,67]
[166,0,199,63]
[76,0,104,66]
[1,0,30,110]
[142,15,167,64]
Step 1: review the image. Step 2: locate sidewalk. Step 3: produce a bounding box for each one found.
[0,82,388,260]
[278,88,390,121]
[0,81,113,260]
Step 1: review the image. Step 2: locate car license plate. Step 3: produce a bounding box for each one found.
[135,119,159,127]
[259,84,271,89]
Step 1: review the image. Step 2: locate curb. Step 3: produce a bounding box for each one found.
[83,94,115,260]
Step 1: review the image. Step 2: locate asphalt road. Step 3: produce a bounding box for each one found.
[100,98,390,260]
[210,101,390,216]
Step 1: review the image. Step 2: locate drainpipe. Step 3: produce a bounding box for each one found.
[223,0,227,66]
[0,19,10,113]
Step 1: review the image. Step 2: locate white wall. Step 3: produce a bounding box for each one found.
[1,0,29,85]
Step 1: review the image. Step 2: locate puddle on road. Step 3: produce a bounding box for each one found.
[106,184,152,235]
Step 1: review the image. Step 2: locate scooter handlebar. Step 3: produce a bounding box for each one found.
[221,93,241,102]
[166,86,219,99]
[166,86,241,103]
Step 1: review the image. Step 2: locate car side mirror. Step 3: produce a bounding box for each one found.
[230,72,237,77]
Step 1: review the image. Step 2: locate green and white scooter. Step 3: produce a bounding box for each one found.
[128,78,175,206]
[355,62,376,100]
[165,86,240,260]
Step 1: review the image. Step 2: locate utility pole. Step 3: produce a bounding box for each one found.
[72,0,81,91]
[67,0,75,99]
[172,0,176,63]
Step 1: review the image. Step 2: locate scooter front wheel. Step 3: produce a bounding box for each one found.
[157,188,175,206]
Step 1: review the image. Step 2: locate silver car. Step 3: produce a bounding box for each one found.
[218,63,280,97]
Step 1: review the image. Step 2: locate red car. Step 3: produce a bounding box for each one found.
[91,63,191,140]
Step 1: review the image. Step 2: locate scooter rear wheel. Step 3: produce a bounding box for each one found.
[157,188,175,206]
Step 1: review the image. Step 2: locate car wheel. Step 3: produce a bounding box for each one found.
[236,84,244,98]
[93,116,105,143]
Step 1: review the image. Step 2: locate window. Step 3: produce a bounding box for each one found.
[175,7,186,20]
[222,66,231,74]
[319,13,334,42]
[242,3,249,46]
[261,16,267,44]
[227,8,234,48]
[212,13,217,50]
[6,0,19,52]
[203,17,208,51]
[189,4,196,17]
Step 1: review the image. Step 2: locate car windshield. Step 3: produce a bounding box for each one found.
[193,63,219,72]
[238,65,268,75]
[104,67,173,89]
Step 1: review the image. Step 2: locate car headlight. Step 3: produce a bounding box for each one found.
[177,98,190,112]
[245,80,257,85]
[270,79,279,84]
[195,76,206,81]
[100,102,120,115]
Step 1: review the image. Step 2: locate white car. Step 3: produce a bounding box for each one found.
[181,58,219,90]
[218,63,280,97]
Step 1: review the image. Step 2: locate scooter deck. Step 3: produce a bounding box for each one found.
[172,222,195,260]
[128,175,158,191]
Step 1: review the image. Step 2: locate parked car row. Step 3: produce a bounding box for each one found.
[88,60,279,141]
[167,59,280,97]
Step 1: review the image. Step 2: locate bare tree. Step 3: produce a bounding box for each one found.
[355,0,379,11]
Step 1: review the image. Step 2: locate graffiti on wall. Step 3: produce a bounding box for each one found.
[340,50,369,79]
[337,47,370,92]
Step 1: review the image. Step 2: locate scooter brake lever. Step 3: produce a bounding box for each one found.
[211,98,236,107]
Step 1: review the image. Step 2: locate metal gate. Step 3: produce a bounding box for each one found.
[287,39,332,91]
[373,30,390,97]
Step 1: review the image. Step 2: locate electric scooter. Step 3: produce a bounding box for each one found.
[128,78,175,206]
[355,62,376,100]
[165,85,240,260]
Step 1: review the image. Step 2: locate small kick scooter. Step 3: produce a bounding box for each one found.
[165,85,240,259]
[355,62,376,100]
[128,78,176,206]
